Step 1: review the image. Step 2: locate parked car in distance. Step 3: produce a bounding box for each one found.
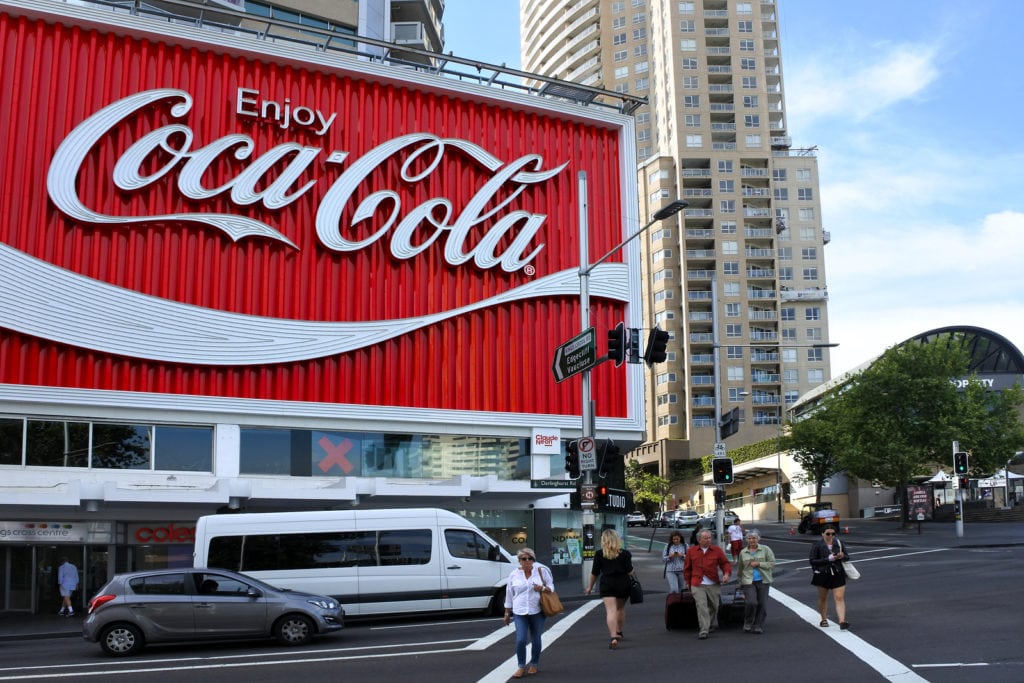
[626,511,648,527]
[671,510,701,528]
[700,509,740,526]
[798,502,840,534]
[82,568,344,657]
[655,511,677,528]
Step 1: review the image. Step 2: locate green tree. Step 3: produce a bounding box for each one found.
[782,402,846,503]
[954,381,1024,473]
[625,459,670,516]
[831,341,973,522]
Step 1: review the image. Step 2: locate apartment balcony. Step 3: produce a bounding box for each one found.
[687,290,713,301]
[711,123,737,132]
[685,228,714,239]
[742,187,770,198]
[752,394,781,405]
[690,333,714,344]
[708,65,732,74]
[710,103,735,112]
[685,208,715,218]
[751,351,780,363]
[683,189,714,199]
[692,396,716,407]
[685,249,715,258]
[780,287,829,302]
[687,269,714,281]
[747,289,776,300]
[771,136,792,148]
[744,227,773,238]
[746,268,775,278]
[707,46,730,55]
[751,374,780,385]
[689,312,713,323]
[705,28,729,36]
[712,142,737,150]
[741,167,769,177]
[691,353,714,365]
[748,309,776,321]
[823,230,831,244]
[746,247,774,258]
[744,207,772,218]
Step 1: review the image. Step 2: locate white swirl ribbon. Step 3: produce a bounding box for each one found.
[0,243,628,365]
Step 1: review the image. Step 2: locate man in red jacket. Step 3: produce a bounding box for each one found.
[683,528,732,639]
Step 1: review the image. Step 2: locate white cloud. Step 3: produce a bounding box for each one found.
[786,42,942,125]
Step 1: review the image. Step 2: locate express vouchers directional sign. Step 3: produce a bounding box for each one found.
[552,327,597,383]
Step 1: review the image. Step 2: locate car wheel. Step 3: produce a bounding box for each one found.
[98,622,144,657]
[485,588,505,616]
[798,520,809,534]
[275,613,315,646]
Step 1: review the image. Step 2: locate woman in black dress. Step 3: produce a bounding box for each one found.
[808,527,851,629]
[585,529,635,649]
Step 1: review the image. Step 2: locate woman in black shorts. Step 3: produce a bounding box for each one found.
[585,529,635,649]
[809,527,851,629]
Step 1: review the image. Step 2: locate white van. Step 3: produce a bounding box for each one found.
[193,508,514,617]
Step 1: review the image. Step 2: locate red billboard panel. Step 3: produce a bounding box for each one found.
[0,8,634,420]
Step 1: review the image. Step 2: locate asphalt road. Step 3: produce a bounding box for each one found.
[5,523,1023,682]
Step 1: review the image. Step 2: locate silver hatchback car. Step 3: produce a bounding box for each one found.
[82,568,344,656]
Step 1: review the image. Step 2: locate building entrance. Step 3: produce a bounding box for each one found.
[0,545,109,614]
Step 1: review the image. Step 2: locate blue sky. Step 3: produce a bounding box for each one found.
[443,0,1024,378]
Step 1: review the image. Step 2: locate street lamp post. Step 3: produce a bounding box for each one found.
[576,170,686,587]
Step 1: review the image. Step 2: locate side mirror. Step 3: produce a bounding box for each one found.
[247,586,262,598]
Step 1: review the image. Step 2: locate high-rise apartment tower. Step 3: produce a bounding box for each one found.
[521,0,833,481]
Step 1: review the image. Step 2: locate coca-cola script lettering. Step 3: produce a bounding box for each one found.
[46,88,568,272]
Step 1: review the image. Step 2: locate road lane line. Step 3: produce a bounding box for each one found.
[770,589,928,682]
[475,599,603,682]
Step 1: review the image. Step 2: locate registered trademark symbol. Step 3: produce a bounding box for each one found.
[524,265,536,276]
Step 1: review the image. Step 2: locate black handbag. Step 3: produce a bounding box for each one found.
[629,577,644,604]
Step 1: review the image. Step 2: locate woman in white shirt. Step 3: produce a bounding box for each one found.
[503,547,554,678]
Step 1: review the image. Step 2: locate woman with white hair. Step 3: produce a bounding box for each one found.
[736,529,775,634]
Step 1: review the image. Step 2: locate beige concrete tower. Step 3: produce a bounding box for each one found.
[521,0,833,491]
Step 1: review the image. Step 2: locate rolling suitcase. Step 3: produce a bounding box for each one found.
[665,589,698,630]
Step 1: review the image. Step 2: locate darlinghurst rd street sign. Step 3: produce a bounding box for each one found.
[552,327,597,383]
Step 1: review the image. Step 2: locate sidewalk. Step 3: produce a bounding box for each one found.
[3,520,1021,643]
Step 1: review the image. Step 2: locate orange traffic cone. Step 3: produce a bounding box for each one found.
[789,525,796,535]
[843,525,851,534]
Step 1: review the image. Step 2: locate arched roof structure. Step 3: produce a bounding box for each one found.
[909,326,1024,375]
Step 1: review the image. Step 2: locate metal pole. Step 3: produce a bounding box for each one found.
[578,171,596,589]
[954,440,964,538]
[711,274,725,549]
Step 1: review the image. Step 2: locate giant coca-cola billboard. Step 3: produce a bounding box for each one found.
[0,4,640,427]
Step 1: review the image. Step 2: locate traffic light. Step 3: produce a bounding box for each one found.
[712,457,733,485]
[719,407,740,440]
[643,327,670,365]
[713,488,726,505]
[607,322,626,367]
[565,441,580,479]
[959,476,970,490]
[627,328,641,364]
[597,440,620,478]
[954,451,969,475]
[596,484,609,509]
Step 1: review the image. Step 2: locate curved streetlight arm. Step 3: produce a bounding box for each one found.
[581,200,688,276]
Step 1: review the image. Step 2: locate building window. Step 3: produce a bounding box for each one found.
[683,95,700,107]
[737,20,753,33]
[777,247,792,260]
[614,83,629,94]
[657,415,679,427]
[612,16,626,29]
[720,220,737,234]
[680,39,697,51]
[796,169,811,181]
[614,50,628,62]
[806,328,823,341]
[798,208,815,220]
[686,134,703,147]
[633,12,646,24]
[719,179,734,192]
[653,248,673,261]
[721,240,738,254]
[720,199,736,213]
[745,134,761,147]
[634,60,649,73]
[783,369,798,384]
[657,373,677,385]
[808,369,825,384]
[726,324,743,338]
[723,282,740,296]
[782,328,797,340]
[807,348,824,362]
[805,307,821,321]
[727,366,745,380]
[778,266,793,281]
[613,33,627,45]
[678,2,694,13]
[653,268,674,282]
[635,78,649,90]
[802,267,819,281]
[718,159,733,173]
[612,1,625,11]
[739,38,755,51]
[742,95,759,108]
[637,112,650,124]
[773,188,788,200]
[632,28,646,40]
[801,247,818,260]
[740,58,756,70]
[744,114,760,128]
[780,307,796,321]
[723,261,739,275]
[772,168,787,182]
[682,76,699,88]
[634,44,648,56]
[725,302,741,317]
[726,346,745,359]
[798,188,814,200]
[800,227,817,241]
[728,387,747,401]
[682,57,698,69]
[657,394,678,406]
[737,2,753,13]
[655,311,675,326]
[615,66,629,80]
[685,114,701,127]
[654,290,675,303]
[679,19,695,32]
[741,76,757,89]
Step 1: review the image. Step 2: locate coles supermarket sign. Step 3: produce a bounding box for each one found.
[0,4,638,420]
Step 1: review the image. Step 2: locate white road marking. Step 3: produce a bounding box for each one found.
[770,589,928,682]
[475,599,603,682]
